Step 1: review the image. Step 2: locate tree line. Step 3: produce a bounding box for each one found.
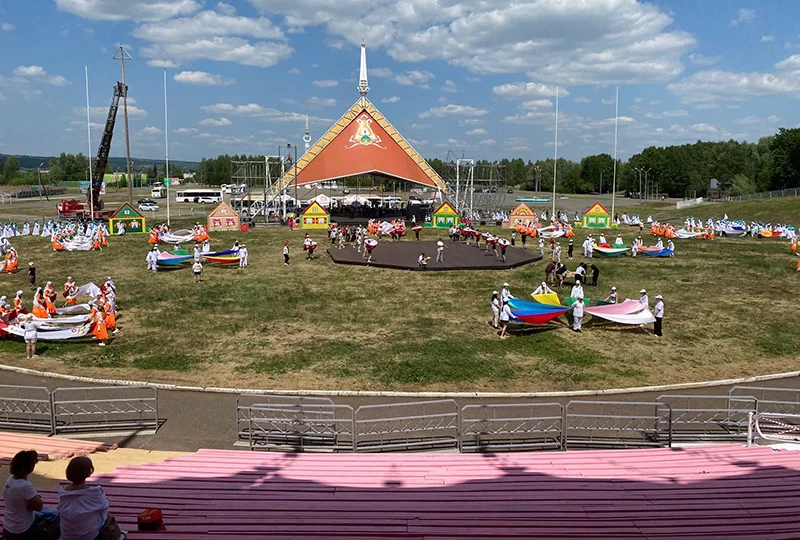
[4,127,799,197]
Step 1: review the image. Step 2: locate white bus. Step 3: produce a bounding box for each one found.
[151,185,167,199]
[175,189,223,204]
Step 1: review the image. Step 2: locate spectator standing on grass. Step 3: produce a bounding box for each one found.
[571,279,584,301]
[501,283,515,304]
[3,450,51,540]
[545,260,556,284]
[567,238,574,259]
[20,314,38,359]
[193,244,201,263]
[283,240,290,265]
[510,230,516,247]
[26,262,35,291]
[58,457,120,540]
[653,295,664,337]
[490,291,500,328]
[192,260,203,283]
[498,300,513,339]
[590,263,600,287]
[554,242,562,263]
[571,297,584,333]
[520,232,526,250]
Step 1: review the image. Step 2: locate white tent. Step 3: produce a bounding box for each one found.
[308,194,332,208]
[342,194,370,206]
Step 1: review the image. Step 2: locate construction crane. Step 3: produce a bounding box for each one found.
[57,82,124,220]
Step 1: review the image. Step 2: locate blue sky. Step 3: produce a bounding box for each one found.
[0,0,798,163]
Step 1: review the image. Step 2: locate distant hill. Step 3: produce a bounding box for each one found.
[0,154,201,172]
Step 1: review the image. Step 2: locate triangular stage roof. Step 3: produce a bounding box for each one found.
[301,201,329,216]
[433,201,458,215]
[277,97,446,192]
[109,202,144,219]
[510,202,534,216]
[584,202,610,216]
[208,200,238,218]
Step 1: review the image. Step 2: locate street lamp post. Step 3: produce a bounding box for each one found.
[37,163,44,201]
[600,172,603,196]
[643,168,651,200]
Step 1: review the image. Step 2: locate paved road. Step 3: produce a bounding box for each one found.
[2,369,798,452]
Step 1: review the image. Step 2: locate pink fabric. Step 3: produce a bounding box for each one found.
[585,299,645,316]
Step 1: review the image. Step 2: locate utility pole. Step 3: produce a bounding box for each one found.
[114,45,133,203]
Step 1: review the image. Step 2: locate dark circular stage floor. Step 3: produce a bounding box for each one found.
[327,240,542,271]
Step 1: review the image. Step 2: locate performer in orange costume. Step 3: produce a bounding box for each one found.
[64,278,78,306]
[31,288,48,319]
[92,305,109,346]
[5,249,18,273]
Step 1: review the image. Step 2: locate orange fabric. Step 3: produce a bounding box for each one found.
[32,305,48,318]
[289,109,439,188]
[104,303,116,329]
[14,298,22,311]
[93,312,108,341]
[45,298,56,314]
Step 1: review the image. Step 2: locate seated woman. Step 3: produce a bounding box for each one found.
[58,456,120,540]
[3,450,48,540]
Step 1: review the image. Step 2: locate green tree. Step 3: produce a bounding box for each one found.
[729,173,757,196]
[119,174,128,188]
[769,128,800,189]
[2,155,20,184]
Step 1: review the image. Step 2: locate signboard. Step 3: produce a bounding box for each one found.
[163,177,173,186]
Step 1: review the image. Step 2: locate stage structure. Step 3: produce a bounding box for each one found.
[229,157,284,223]
[263,42,448,214]
[441,155,506,222]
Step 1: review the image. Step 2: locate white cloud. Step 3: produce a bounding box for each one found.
[0,93,5,102]
[695,103,718,110]
[75,104,147,120]
[312,79,338,88]
[13,66,47,78]
[648,100,662,105]
[288,68,301,75]
[573,97,592,104]
[644,109,689,119]
[199,117,233,126]
[1,22,15,32]
[55,0,201,22]
[689,53,722,66]
[371,67,435,88]
[382,96,401,104]
[668,54,800,103]
[734,115,780,125]
[460,119,484,126]
[761,35,774,43]
[148,59,179,68]
[466,128,488,136]
[140,126,163,135]
[520,99,553,110]
[11,65,71,87]
[251,0,695,85]
[132,9,291,68]
[306,96,337,108]
[730,8,755,27]
[493,82,566,99]
[174,127,199,134]
[174,71,236,86]
[410,123,430,130]
[200,102,333,124]
[441,80,458,93]
[216,2,236,16]
[479,138,497,145]
[600,98,615,105]
[418,104,488,118]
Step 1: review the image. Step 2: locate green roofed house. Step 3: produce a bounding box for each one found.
[431,201,459,228]
[108,202,146,234]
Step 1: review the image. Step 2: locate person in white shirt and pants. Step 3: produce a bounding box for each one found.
[490,291,500,329]
[436,239,446,262]
[501,283,515,304]
[653,294,664,336]
[571,297,584,332]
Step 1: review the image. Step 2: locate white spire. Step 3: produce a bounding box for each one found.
[303,114,311,152]
[357,40,370,98]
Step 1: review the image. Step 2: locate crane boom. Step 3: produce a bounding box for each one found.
[89,81,124,210]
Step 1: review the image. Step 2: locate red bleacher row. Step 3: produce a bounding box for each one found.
[3,444,800,539]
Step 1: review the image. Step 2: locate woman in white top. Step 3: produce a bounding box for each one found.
[490,291,500,329]
[498,300,513,339]
[58,457,117,540]
[3,450,45,540]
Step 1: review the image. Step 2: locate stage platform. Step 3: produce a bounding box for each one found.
[327,240,541,271]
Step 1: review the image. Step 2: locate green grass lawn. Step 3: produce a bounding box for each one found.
[0,197,798,392]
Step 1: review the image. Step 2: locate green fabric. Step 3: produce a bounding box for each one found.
[594,300,613,306]
[172,249,189,255]
[565,296,591,306]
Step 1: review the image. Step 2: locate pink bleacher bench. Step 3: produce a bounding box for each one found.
[3,445,800,538]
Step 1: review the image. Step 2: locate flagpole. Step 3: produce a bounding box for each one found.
[611,85,619,224]
[85,66,94,220]
[164,68,170,227]
[551,83,559,220]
